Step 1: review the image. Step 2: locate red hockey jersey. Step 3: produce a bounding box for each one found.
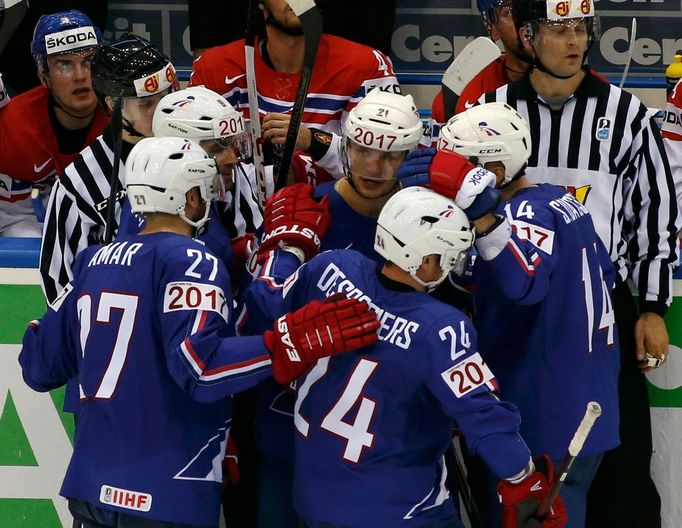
[190,34,399,182]
[0,85,109,202]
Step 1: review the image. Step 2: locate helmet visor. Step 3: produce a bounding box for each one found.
[345,138,407,182]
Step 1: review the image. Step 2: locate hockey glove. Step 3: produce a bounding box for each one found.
[397,148,501,220]
[258,183,331,260]
[222,435,240,487]
[263,296,380,384]
[497,455,568,528]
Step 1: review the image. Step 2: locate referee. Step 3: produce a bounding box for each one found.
[480,0,680,526]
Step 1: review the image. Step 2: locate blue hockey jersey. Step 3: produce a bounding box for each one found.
[473,184,620,459]
[245,249,532,527]
[240,180,386,461]
[19,232,273,526]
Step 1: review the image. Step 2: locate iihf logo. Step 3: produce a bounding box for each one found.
[596,117,612,141]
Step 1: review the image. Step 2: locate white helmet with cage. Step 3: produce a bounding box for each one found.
[125,137,219,229]
[152,86,252,161]
[438,102,531,187]
[375,187,474,290]
[343,90,423,181]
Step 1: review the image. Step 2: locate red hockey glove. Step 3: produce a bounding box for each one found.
[429,149,500,220]
[221,435,240,487]
[497,455,568,528]
[263,296,380,384]
[231,233,256,272]
[258,183,331,260]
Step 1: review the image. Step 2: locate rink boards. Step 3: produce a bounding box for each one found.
[1,241,682,527]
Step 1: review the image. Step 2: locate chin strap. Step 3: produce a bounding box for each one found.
[50,93,96,121]
[122,118,146,138]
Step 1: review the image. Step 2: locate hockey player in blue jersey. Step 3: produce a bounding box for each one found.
[244,186,568,528]
[398,102,619,527]
[232,89,425,526]
[18,136,379,528]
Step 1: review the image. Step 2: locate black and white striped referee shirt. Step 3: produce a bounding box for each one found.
[40,126,263,302]
[481,68,680,313]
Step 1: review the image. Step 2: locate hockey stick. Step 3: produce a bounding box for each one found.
[537,401,602,517]
[442,37,501,121]
[447,436,483,528]
[245,0,268,208]
[0,0,28,56]
[618,18,637,89]
[104,97,123,244]
[275,0,322,191]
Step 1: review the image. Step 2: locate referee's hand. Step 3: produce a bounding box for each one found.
[635,312,668,371]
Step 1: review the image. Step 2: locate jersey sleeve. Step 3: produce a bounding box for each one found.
[662,79,682,214]
[240,249,310,335]
[624,109,681,313]
[474,206,558,305]
[158,244,274,403]
[423,313,531,480]
[40,178,100,302]
[431,91,445,124]
[19,281,79,392]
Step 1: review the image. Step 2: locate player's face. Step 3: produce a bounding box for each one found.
[44,51,97,116]
[123,92,167,138]
[532,18,589,77]
[347,142,404,199]
[490,1,519,53]
[260,0,302,32]
[200,139,238,194]
[483,161,507,187]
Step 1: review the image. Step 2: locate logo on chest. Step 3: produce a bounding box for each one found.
[595,117,612,141]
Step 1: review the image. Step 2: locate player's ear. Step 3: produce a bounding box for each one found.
[104,96,115,114]
[185,187,201,207]
[518,26,534,54]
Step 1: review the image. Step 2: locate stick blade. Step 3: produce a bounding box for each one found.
[442,37,501,96]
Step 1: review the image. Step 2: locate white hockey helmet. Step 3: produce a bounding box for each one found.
[152,86,252,160]
[375,187,474,289]
[343,90,423,181]
[125,136,219,229]
[438,102,531,187]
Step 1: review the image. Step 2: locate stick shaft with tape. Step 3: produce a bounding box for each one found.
[537,401,602,517]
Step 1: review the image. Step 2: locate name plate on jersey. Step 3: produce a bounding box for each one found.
[441,352,495,398]
[163,281,228,322]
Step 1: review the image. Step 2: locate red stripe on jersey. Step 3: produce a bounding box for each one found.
[183,338,206,371]
[203,354,271,376]
[508,239,536,276]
